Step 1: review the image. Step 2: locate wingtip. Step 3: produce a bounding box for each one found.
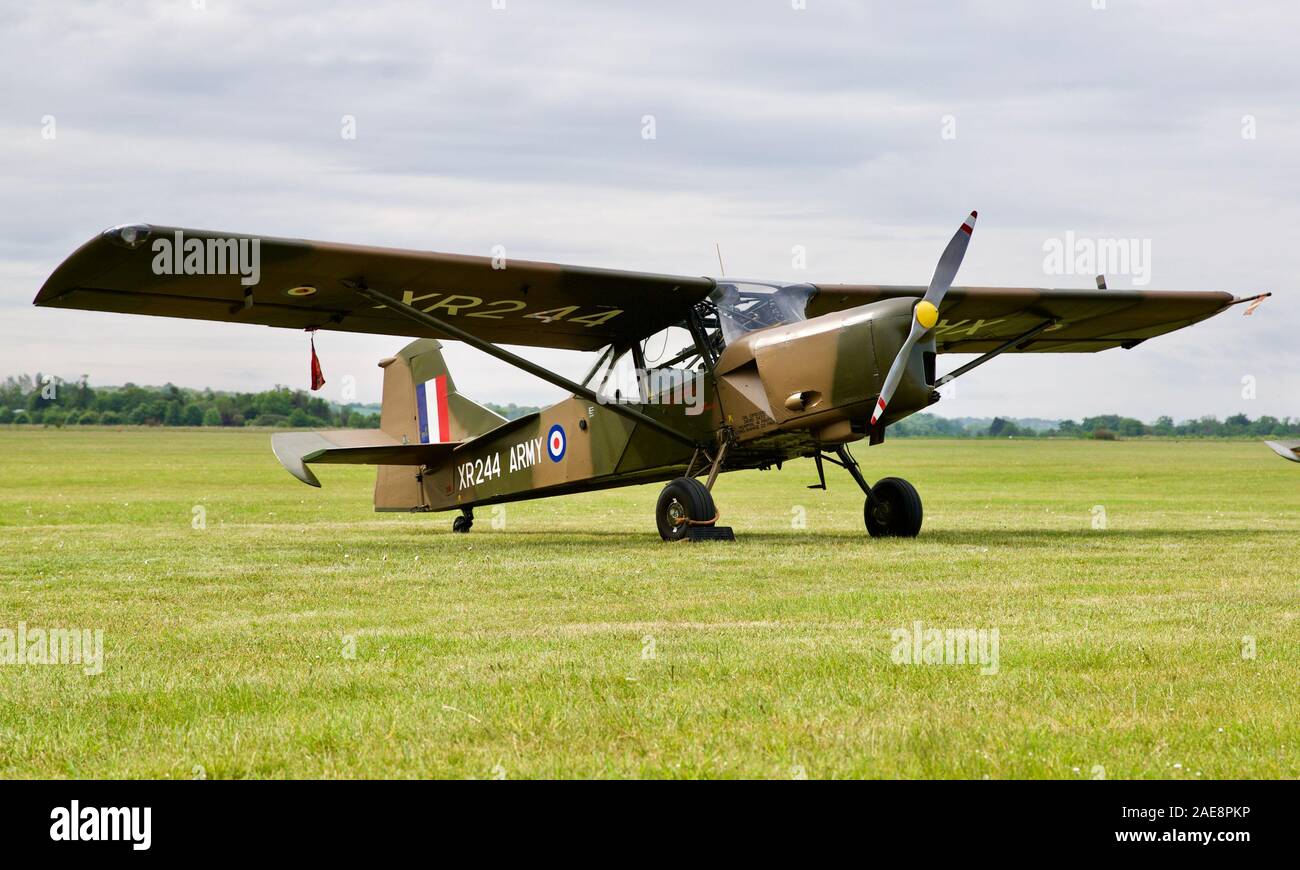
[1264,440,1300,462]
[271,432,324,487]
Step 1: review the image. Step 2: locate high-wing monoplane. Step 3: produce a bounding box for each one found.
[35,214,1266,539]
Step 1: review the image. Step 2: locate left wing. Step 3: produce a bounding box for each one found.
[807,285,1241,352]
[34,224,716,352]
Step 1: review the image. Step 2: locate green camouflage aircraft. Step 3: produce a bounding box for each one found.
[34,213,1267,539]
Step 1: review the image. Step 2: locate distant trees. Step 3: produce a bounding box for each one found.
[987,417,1033,438]
[0,374,380,429]
[891,412,1300,439]
[888,413,970,437]
[485,402,541,421]
[3,372,1295,438]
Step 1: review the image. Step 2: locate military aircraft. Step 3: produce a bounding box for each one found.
[34,213,1267,540]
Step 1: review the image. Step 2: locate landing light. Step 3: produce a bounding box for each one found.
[102,223,151,250]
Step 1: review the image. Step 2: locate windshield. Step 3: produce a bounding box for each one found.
[709,281,814,345]
[580,281,816,397]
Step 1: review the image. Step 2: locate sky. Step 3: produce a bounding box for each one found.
[1,0,1296,422]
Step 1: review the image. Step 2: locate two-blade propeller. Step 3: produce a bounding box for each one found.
[869,210,978,426]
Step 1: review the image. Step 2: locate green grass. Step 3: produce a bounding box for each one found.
[0,428,1295,779]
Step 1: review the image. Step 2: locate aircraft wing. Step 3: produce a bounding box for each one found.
[806,285,1241,353]
[272,430,460,487]
[33,224,716,352]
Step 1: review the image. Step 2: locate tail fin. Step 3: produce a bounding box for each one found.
[374,339,504,510]
[379,338,504,445]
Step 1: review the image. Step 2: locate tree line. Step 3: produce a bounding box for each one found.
[893,412,1300,439]
[2,373,1290,438]
[0,374,380,429]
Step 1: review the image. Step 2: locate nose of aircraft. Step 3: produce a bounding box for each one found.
[871,210,977,425]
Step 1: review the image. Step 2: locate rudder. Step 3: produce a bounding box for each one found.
[375,339,504,510]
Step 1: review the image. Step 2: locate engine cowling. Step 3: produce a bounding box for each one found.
[713,297,935,444]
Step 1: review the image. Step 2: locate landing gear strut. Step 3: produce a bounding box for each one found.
[452,507,473,534]
[829,445,923,538]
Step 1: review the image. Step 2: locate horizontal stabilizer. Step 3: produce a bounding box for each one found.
[272,430,460,487]
[1264,440,1300,463]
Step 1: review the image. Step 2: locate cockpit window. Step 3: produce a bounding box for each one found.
[710,281,815,345]
[581,282,815,398]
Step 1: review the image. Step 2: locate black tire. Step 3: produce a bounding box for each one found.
[656,477,717,541]
[452,515,473,534]
[864,477,922,538]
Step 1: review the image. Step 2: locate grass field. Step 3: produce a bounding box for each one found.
[0,428,1295,779]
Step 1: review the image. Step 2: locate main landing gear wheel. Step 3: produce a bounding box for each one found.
[452,509,473,534]
[656,477,717,542]
[864,477,923,538]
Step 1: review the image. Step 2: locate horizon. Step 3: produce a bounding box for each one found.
[5,370,1293,428]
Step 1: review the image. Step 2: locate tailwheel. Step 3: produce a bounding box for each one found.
[864,477,923,538]
[656,477,718,542]
[452,509,473,534]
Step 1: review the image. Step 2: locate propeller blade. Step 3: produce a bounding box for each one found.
[870,211,977,426]
[924,209,977,305]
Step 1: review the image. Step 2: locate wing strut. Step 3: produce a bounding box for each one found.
[934,319,1058,387]
[351,283,700,448]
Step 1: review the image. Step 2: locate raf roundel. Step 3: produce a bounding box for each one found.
[546,424,566,463]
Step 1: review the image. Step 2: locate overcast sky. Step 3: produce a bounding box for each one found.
[1,0,1295,421]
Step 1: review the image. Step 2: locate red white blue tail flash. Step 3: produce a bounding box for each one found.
[416,375,450,443]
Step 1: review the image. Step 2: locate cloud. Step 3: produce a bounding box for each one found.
[0,0,1295,419]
